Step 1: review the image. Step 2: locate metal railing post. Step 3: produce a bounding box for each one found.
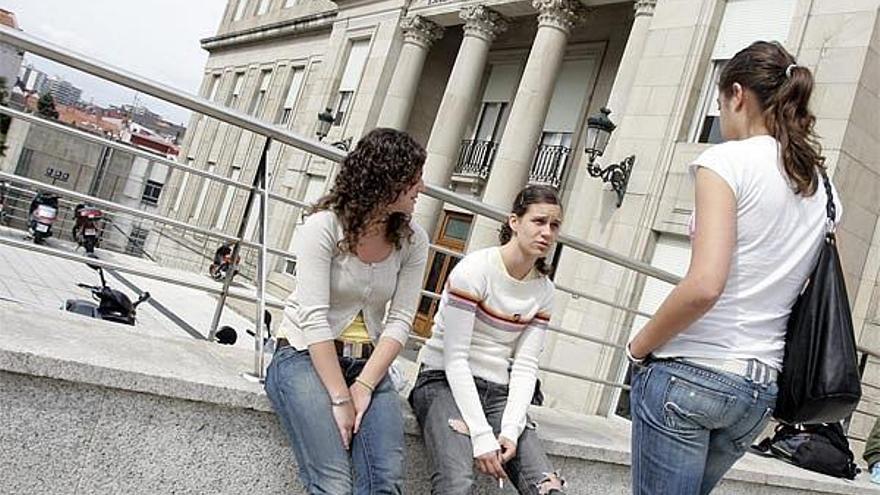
[207,138,272,341]
[255,139,270,379]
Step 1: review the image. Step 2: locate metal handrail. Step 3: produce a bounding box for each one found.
[0,26,681,286]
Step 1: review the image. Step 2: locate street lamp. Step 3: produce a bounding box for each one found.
[315,107,351,151]
[316,107,335,141]
[584,107,635,207]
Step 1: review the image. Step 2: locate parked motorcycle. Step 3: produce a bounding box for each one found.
[209,241,240,281]
[0,180,9,225]
[72,203,103,256]
[64,265,150,326]
[28,192,60,244]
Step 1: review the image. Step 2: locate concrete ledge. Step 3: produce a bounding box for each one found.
[1,299,878,494]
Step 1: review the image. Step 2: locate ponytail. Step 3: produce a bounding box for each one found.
[719,41,824,196]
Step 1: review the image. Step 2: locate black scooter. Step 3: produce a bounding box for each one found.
[28,192,60,244]
[64,265,150,326]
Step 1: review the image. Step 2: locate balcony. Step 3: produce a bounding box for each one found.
[528,143,571,188]
[453,139,498,181]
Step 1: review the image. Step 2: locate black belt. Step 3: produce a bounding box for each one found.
[275,338,373,359]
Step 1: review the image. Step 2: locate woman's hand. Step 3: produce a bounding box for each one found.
[498,436,517,463]
[350,380,374,433]
[475,450,507,481]
[332,399,356,450]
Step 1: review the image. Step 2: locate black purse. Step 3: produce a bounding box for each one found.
[774,172,862,424]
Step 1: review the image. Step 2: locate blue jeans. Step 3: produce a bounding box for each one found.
[409,369,564,495]
[630,359,777,495]
[264,346,405,494]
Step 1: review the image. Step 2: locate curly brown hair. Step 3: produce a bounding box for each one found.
[309,128,426,252]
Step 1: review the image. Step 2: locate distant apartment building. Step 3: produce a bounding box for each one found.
[17,64,47,93]
[40,76,83,106]
[0,9,23,93]
[159,0,880,455]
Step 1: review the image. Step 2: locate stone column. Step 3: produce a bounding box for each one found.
[413,5,508,237]
[606,0,657,116]
[467,0,587,251]
[377,16,445,129]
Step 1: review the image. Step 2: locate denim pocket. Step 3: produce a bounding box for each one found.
[662,375,736,432]
[732,406,773,450]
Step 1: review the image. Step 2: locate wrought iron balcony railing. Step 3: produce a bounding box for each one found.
[453,139,497,180]
[529,144,571,188]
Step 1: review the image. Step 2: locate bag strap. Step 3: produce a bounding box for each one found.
[819,170,835,234]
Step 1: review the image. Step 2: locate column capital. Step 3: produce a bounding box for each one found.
[460,5,509,43]
[532,0,589,34]
[401,15,445,49]
[634,0,657,17]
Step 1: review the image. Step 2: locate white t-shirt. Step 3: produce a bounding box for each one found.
[654,135,842,370]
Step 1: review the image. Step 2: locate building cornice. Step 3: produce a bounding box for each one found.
[200,11,338,51]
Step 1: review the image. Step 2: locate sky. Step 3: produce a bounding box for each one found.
[4,0,229,125]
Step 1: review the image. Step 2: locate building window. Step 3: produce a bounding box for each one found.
[206,74,221,101]
[695,61,725,144]
[283,259,297,275]
[191,163,217,221]
[173,158,194,213]
[278,67,305,125]
[141,180,164,206]
[692,0,795,143]
[249,69,272,117]
[256,0,270,15]
[126,226,150,256]
[227,72,245,108]
[215,166,243,229]
[233,0,248,21]
[334,39,370,125]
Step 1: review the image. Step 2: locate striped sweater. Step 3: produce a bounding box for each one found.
[418,247,555,457]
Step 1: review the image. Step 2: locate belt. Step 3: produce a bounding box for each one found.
[275,338,373,360]
[683,357,778,385]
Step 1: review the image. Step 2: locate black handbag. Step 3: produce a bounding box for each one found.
[774,172,862,424]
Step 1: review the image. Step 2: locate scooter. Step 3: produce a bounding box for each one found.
[72,203,103,256]
[0,181,9,225]
[28,192,59,244]
[64,265,150,326]
[209,242,240,281]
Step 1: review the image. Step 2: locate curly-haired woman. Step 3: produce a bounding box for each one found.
[265,128,429,494]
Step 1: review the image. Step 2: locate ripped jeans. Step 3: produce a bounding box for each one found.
[409,369,564,495]
[630,359,778,495]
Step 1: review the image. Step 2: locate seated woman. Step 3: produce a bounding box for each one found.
[265,128,429,494]
[409,185,566,494]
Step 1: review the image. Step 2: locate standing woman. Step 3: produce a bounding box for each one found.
[265,128,429,494]
[627,41,843,494]
[410,185,567,494]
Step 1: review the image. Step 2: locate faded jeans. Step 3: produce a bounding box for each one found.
[630,359,778,495]
[264,346,405,495]
[409,369,563,495]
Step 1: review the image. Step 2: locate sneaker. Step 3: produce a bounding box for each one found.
[871,464,880,485]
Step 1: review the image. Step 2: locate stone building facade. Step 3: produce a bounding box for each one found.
[160,0,880,454]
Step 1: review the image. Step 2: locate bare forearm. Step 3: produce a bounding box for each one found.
[358,337,402,386]
[309,341,349,398]
[630,277,719,358]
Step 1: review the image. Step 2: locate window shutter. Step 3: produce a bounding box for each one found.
[632,236,691,335]
[712,0,796,60]
[339,40,370,92]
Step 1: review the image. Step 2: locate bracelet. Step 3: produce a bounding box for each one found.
[355,377,375,393]
[626,342,648,365]
[330,395,352,407]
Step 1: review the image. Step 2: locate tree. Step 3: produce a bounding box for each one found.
[37,92,59,120]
